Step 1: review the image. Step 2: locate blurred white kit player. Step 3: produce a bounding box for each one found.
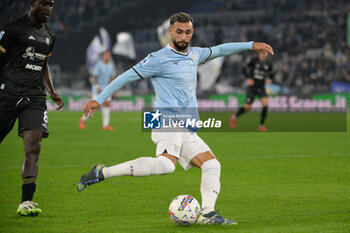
[80,50,116,131]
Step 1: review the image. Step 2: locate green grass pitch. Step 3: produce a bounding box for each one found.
[0,111,349,233]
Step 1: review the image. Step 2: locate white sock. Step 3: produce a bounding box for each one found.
[102,156,175,178]
[81,114,89,121]
[102,107,110,127]
[200,159,221,214]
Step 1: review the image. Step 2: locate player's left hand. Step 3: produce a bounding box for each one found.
[50,93,64,110]
[253,42,274,56]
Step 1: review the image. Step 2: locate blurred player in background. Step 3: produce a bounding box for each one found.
[0,0,63,216]
[79,50,116,131]
[77,12,273,225]
[230,53,274,131]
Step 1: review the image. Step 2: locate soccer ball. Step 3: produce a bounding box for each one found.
[168,194,201,226]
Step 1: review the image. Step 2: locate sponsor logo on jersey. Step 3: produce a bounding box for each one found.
[0,31,4,40]
[23,47,46,60]
[25,64,42,71]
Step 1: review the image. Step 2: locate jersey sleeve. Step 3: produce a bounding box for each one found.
[94,68,141,105]
[209,42,253,60]
[195,47,212,64]
[0,23,18,54]
[132,53,162,79]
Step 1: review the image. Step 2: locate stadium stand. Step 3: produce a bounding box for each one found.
[1,0,349,95]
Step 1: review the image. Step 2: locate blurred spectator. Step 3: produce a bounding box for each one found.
[187,0,350,93]
[1,0,349,94]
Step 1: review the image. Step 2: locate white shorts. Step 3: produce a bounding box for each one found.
[92,93,111,102]
[151,130,212,171]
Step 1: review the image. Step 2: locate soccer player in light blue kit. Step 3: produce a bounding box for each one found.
[79,50,116,131]
[78,12,274,225]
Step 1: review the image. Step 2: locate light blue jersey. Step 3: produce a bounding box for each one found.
[95,42,253,106]
[93,61,116,93]
[132,45,211,108]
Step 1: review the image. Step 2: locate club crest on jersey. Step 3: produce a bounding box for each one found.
[190,54,198,61]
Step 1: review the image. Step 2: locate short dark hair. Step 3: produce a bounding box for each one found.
[170,12,194,26]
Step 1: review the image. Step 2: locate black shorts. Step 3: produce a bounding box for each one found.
[0,96,48,143]
[245,86,268,104]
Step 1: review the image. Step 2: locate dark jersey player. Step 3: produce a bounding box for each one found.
[230,53,274,131]
[0,0,63,216]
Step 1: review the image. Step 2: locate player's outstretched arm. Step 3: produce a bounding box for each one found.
[43,61,64,110]
[209,42,254,60]
[252,42,274,56]
[83,68,140,118]
[209,41,274,61]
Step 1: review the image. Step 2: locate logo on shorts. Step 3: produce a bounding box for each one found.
[143,110,162,129]
[172,144,180,152]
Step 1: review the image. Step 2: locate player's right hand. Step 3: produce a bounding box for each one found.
[50,92,64,110]
[252,42,274,56]
[83,100,100,118]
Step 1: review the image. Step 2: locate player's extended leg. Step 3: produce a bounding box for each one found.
[258,97,269,132]
[78,132,180,191]
[230,87,255,129]
[230,103,252,129]
[17,130,43,216]
[0,109,17,143]
[102,100,114,131]
[77,154,176,191]
[190,152,237,225]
